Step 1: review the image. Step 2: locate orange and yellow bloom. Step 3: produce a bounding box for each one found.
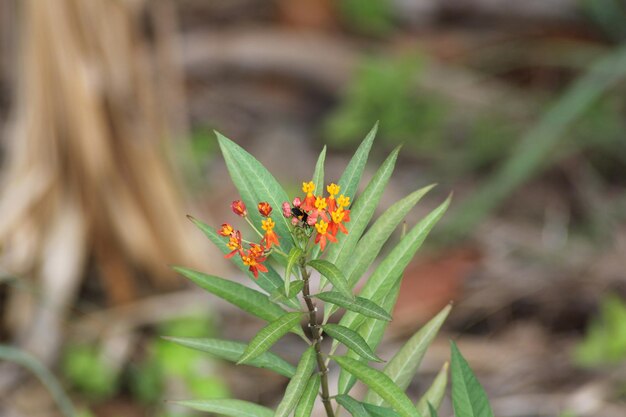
[262,217,280,248]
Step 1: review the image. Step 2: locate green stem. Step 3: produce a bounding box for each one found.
[300,262,335,417]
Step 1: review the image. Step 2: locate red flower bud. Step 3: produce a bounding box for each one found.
[218,223,234,236]
[231,200,247,217]
[282,202,292,218]
[292,197,302,208]
[258,202,272,217]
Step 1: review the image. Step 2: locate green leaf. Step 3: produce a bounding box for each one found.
[188,216,300,309]
[275,346,317,417]
[337,277,400,395]
[173,399,273,417]
[162,337,296,378]
[324,324,383,362]
[317,292,391,321]
[312,146,327,199]
[331,355,422,417]
[271,280,304,303]
[428,403,439,417]
[363,403,401,417]
[308,260,352,299]
[324,146,401,281]
[416,362,448,417]
[450,341,495,417]
[173,267,287,323]
[216,131,294,260]
[294,374,321,417]
[285,247,303,295]
[367,304,452,405]
[338,122,378,203]
[336,395,372,417]
[238,312,304,364]
[337,195,451,334]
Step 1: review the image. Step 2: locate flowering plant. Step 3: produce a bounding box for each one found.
[168,125,494,417]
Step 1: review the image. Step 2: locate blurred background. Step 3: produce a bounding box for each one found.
[1,0,626,416]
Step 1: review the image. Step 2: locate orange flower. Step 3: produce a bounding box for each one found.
[261,218,280,248]
[242,254,268,278]
[314,220,337,252]
[257,202,272,217]
[328,208,348,236]
[231,200,247,217]
[326,183,340,212]
[225,230,243,259]
[301,181,316,211]
[218,223,234,237]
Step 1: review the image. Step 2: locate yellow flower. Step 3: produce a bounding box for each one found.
[314,196,327,210]
[302,181,315,195]
[326,183,340,197]
[337,194,350,208]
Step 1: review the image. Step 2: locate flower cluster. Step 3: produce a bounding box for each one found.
[282,181,351,251]
[218,200,280,278]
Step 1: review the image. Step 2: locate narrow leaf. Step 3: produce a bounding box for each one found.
[285,247,303,295]
[336,395,372,417]
[188,216,300,309]
[308,259,352,299]
[294,374,321,417]
[428,403,439,417]
[271,280,304,303]
[163,337,295,378]
[216,131,294,259]
[238,312,303,364]
[316,291,391,322]
[275,346,317,417]
[312,146,327,200]
[416,362,448,417]
[337,195,451,334]
[338,122,378,202]
[338,277,400,395]
[450,341,495,417]
[367,304,452,405]
[173,266,286,322]
[363,403,401,417]
[331,355,422,417]
[324,324,383,362]
[173,399,273,417]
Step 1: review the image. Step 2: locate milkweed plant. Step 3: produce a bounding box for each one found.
[167,124,495,417]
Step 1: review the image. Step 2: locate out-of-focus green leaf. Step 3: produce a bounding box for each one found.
[162,337,295,378]
[294,374,321,417]
[308,260,352,299]
[323,324,383,363]
[363,403,402,417]
[332,355,421,417]
[337,122,378,201]
[428,403,440,417]
[316,291,391,321]
[312,146,327,200]
[238,313,304,364]
[416,362,448,417]
[336,394,372,417]
[216,131,294,260]
[173,399,274,417]
[337,196,450,334]
[275,346,317,417]
[285,247,303,295]
[188,216,300,309]
[450,341,494,417]
[173,267,286,323]
[367,304,451,405]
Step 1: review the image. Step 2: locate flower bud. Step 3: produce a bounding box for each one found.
[231,200,247,216]
[218,223,234,237]
[292,197,302,208]
[307,210,319,226]
[258,202,272,217]
[282,202,292,218]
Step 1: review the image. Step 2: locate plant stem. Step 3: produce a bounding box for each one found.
[300,262,335,417]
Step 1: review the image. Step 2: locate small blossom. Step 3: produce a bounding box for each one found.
[306,210,319,226]
[242,254,268,278]
[337,194,350,208]
[262,218,279,248]
[314,196,327,211]
[258,202,272,217]
[314,219,337,252]
[327,183,340,196]
[225,230,243,259]
[292,216,300,225]
[218,223,234,237]
[282,202,292,218]
[302,181,315,194]
[301,181,316,211]
[292,197,302,208]
[231,200,247,217]
[329,208,348,236]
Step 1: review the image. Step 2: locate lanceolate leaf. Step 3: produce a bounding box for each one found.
[335,395,372,417]
[285,247,303,295]
[316,292,391,321]
[331,355,422,417]
[310,146,327,260]
[337,123,378,205]
[238,312,304,364]
[173,267,286,323]
[271,280,304,303]
[323,324,383,363]
[275,346,317,417]
[338,277,400,395]
[428,403,439,417]
[294,374,321,417]
[308,260,352,299]
[450,341,495,417]
[173,399,273,417]
[325,147,401,276]
[188,216,300,309]
[216,131,294,259]
[416,362,448,417]
[337,196,451,334]
[363,403,401,417]
[162,337,296,378]
[367,304,452,405]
